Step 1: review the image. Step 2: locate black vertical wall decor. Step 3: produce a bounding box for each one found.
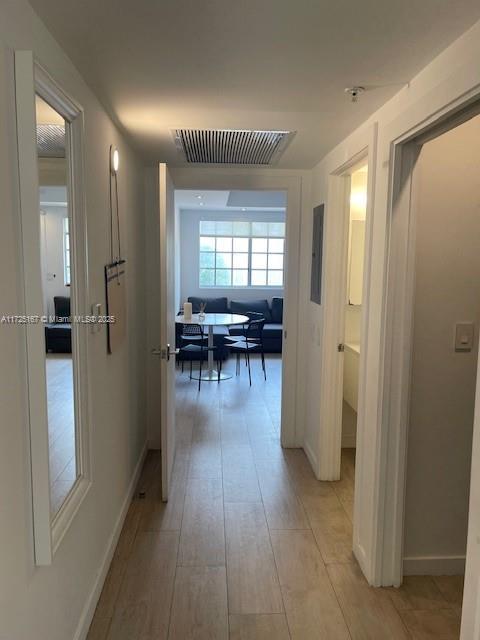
[310,204,324,304]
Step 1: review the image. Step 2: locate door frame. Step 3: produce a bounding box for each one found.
[375,95,480,587]
[313,123,377,579]
[15,51,91,564]
[158,163,177,500]
[170,170,303,448]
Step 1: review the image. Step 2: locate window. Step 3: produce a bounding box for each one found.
[199,220,285,287]
[63,217,70,286]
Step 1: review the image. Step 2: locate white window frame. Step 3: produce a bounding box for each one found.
[198,221,285,288]
[15,52,91,565]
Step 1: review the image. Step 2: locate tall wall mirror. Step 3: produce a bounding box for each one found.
[16,53,90,564]
[36,95,78,518]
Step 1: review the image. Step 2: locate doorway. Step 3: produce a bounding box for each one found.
[173,188,287,456]
[336,162,369,526]
[396,113,480,636]
[377,101,480,636]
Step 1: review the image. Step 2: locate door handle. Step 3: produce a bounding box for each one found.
[151,344,179,360]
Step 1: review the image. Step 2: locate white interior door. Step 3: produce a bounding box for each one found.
[158,163,176,501]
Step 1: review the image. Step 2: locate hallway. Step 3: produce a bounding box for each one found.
[87,356,462,639]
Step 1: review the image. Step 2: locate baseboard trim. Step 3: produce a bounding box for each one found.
[304,440,318,478]
[403,555,466,576]
[73,442,148,640]
[353,541,369,580]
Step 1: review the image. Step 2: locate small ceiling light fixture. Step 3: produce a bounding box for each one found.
[199,202,204,206]
[196,194,203,199]
[110,145,119,174]
[344,86,365,103]
[241,208,247,211]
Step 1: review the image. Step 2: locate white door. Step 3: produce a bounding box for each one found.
[158,163,176,501]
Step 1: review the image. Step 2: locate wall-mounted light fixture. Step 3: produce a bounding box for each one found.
[110,145,119,174]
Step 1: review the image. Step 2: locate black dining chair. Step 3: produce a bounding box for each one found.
[226,317,266,386]
[179,323,221,390]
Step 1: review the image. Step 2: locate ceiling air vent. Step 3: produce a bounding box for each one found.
[173,129,293,165]
[36,124,66,158]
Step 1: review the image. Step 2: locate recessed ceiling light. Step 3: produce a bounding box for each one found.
[195,194,203,199]
[199,202,204,206]
[241,208,246,211]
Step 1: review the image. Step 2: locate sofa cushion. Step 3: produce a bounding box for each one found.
[45,323,72,338]
[271,297,283,324]
[229,323,281,340]
[262,323,283,339]
[230,299,272,322]
[54,296,71,321]
[188,296,228,313]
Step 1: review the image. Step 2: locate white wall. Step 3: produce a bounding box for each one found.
[0,2,146,639]
[179,208,285,307]
[403,116,480,571]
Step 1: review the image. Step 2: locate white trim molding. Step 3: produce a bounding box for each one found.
[15,51,92,564]
[403,556,466,577]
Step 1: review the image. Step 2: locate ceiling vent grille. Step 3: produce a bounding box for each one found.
[36,124,66,158]
[173,129,293,165]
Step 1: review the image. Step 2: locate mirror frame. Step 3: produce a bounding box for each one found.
[15,51,91,565]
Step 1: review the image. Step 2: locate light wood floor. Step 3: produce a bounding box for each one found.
[46,354,76,516]
[87,355,463,639]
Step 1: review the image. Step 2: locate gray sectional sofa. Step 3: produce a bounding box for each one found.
[176,296,283,360]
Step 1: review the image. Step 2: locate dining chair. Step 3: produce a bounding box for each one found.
[179,323,221,390]
[226,317,266,386]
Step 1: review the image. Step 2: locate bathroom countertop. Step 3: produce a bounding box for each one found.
[344,342,360,355]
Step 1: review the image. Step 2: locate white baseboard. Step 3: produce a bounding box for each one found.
[304,440,318,477]
[73,443,148,640]
[354,541,369,579]
[403,555,466,576]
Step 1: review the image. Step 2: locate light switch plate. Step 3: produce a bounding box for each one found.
[454,322,474,352]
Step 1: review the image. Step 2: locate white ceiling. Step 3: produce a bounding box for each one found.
[175,190,286,212]
[29,0,480,169]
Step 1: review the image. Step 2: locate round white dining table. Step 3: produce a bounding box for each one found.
[176,313,249,381]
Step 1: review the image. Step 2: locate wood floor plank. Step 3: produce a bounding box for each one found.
[270,530,350,640]
[225,502,283,614]
[86,616,111,640]
[327,562,411,640]
[178,478,225,566]
[222,445,262,503]
[188,441,222,479]
[400,609,461,639]
[255,459,310,530]
[311,507,354,564]
[107,603,153,640]
[433,576,464,610]
[108,531,179,639]
[168,566,228,640]
[283,449,335,501]
[139,455,189,532]
[386,576,451,611]
[229,614,290,640]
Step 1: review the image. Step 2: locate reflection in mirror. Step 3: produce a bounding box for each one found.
[36,95,78,518]
[347,165,368,306]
